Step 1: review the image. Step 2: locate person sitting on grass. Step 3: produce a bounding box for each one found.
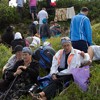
[0,47,39,98]
[11,32,26,51]
[32,37,91,100]
[88,45,100,61]
[2,45,23,75]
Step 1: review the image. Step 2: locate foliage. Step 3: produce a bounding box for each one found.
[54,23,100,99]
[47,37,61,51]
[0,44,12,76]
[0,5,19,31]
[37,0,100,23]
[0,0,100,32]
[92,23,100,45]
[0,12,100,100]
[54,63,100,100]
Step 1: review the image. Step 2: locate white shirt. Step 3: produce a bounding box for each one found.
[30,36,41,47]
[91,45,100,60]
[37,10,48,24]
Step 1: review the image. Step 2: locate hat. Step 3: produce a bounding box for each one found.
[61,37,71,45]
[30,37,41,47]
[33,21,38,25]
[12,45,23,54]
[43,41,51,47]
[22,47,32,55]
[14,32,22,39]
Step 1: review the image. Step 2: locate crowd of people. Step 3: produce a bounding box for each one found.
[0,1,100,99]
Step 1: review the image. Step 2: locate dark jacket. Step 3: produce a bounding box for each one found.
[5,60,39,84]
[1,31,14,46]
[29,23,37,36]
[11,39,26,51]
[40,24,51,38]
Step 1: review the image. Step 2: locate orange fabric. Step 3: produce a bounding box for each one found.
[54,49,63,65]
[67,54,74,65]
[55,49,74,66]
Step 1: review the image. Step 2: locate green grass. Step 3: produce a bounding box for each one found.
[0,23,100,100]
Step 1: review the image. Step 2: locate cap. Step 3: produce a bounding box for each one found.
[12,45,23,54]
[61,37,71,45]
[43,41,51,47]
[22,47,32,55]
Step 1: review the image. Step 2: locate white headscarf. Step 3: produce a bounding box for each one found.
[30,36,40,47]
[14,32,22,39]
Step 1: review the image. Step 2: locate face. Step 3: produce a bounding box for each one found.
[22,52,32,62]
[16,51,23,60]
[62,42,72,53]
[85,11,89,15]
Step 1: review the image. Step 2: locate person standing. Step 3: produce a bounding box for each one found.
[16,0,24,19]
[37,7,48,34]
[29,0,37,21]
[70,7,92,53]
[40,18,51,42]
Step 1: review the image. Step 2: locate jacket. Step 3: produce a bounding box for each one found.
[70,13,92,46]
[50,47,90,76]
[5,60,39,84]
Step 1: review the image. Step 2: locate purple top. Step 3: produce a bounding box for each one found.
[29,0,37,7]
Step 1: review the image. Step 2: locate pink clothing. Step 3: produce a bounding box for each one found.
[29,0,37,7]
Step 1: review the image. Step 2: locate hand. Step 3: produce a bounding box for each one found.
[14,69,22,76]
[18,66,27,70]
[79,51,85,58]
[52,74,57,80]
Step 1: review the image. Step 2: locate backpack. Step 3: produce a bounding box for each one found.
[32,46,56,71]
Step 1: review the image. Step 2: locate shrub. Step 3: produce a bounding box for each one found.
[47,37,61,51]
[0,45,12,69]
[0,5,20,30]
[92,23,100,45]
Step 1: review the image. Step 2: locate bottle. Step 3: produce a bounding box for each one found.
[28,84,38,93]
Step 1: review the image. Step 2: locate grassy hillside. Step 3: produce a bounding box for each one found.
[0,23,100,100]
[54,23,100,100]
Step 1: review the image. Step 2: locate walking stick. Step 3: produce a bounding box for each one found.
[3,75,18,100]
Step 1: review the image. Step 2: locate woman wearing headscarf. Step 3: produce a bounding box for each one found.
[1,26,14,47]
[11,32,26,51]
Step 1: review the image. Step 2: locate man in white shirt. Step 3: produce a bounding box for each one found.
[37,7,48,34]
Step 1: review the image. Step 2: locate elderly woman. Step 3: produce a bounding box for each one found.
[32,37,90,100]
[0,47,39,99]
[11,32,26,51]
